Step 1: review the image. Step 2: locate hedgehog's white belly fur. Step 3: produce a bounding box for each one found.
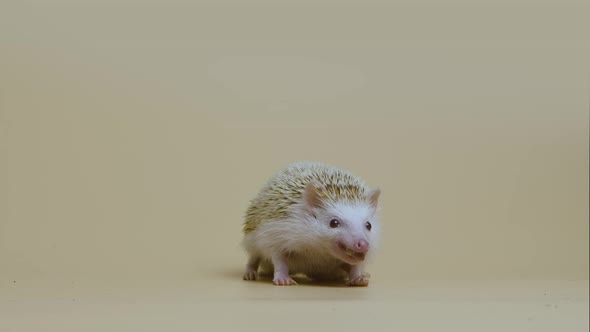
[243,225,347,279]
[260,252,345,278]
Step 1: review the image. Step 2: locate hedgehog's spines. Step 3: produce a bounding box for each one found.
[242,161,371,234]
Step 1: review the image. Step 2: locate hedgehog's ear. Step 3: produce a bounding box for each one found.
[303,180,325,210]
[368,188,381,210]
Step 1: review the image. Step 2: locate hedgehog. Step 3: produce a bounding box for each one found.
[241,161,381,286]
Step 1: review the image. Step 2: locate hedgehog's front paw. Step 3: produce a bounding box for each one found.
[273,276,297,286]
[347,275,370,287]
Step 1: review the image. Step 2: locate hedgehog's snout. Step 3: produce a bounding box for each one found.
[355,239,370,253]
[337,240,369,261]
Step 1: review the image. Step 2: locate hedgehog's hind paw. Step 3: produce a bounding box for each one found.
[243,255,261,281]
[242,268,258,281]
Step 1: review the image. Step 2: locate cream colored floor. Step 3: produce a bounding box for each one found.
[1,1,589,331]
[1,276,588,331]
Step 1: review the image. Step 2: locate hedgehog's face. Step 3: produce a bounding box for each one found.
[313,201,379,265]
[303,181,381,265]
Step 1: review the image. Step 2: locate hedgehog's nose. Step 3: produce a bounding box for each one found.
[355,239,369,253]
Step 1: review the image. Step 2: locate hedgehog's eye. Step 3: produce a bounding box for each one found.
[365,221,372,231]
[329,219,340,228]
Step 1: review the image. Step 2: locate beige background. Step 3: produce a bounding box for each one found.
[1,0,588,331]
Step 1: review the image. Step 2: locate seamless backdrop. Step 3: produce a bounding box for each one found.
[0,1,588,331]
